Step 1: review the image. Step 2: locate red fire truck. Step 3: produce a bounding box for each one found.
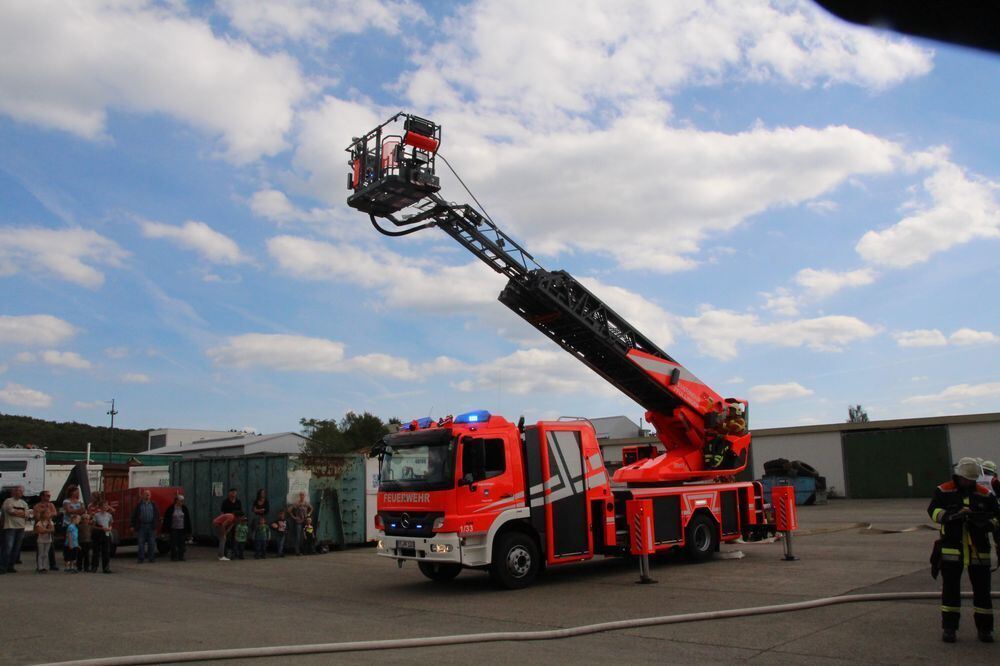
[347,114,779,588]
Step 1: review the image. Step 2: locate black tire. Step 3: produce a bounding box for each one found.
[684,513,718,562]
[489,531,540,590]
[417,561,462,582]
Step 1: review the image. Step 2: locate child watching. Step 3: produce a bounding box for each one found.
[270,510,288,557]
[34,508,55,573]
[234,514,249,560]
[254,516,269,559]
[64,514,81,573]
[91,502,114,573]
[78,514,93,573]
[303,517,316,554]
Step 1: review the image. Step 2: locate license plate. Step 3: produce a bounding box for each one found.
[397,539,415,550]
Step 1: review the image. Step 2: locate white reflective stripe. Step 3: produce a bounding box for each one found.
[586,469,609,490]
[588,453,602,470]
[472,491,525,512]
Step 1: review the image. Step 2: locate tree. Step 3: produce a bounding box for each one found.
[847,405,869,423]
[299,411,395,456]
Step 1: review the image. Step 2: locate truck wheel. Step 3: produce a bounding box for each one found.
[417,562,462,582]
[684,513,718,562]
[490,531,539,589]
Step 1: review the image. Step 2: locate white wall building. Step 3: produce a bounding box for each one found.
[154,432,309,459]
[148,429,234,451]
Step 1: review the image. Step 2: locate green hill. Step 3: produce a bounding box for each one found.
[0,413,148,453]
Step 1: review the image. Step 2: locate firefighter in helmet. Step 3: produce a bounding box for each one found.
[928,457,1000,643]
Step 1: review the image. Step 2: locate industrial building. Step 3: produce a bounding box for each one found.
[150,431,309,458]
[600,412,1000,499]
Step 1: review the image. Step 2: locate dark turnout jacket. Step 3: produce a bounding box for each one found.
[927,478,1000,566]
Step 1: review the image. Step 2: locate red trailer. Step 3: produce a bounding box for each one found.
[104,486,183,556]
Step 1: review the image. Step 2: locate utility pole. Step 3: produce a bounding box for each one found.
[107,398,118,459]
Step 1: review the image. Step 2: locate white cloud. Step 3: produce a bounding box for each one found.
[793,267,877,299]
[748,382,814,403]
[0,382,53,408]
[894,328,997,348]
[249,189,337,227]
[455,348,615,397]
[806,199,839,214]
[218,0,425,45]
[949,328,998,346]
[207,333,463,380]
[903,382,1000,405]
[104,347,130,359]
[40,350,91,369]
[121,373,150,384]
[856,152,1000,268]
[404,1,931,125]
[460,120,901,273]
[0,1,308,163]
[761,287,801,317]
[0,227,128,288]
[0,315,77,347]
[267,235,505,314]
[680,308,878,360]
[0,364,6,374]
[893,329,946,347]
[140,220,248,264]
[14,352,36,363]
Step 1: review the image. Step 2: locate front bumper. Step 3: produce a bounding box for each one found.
[376,532,487,566]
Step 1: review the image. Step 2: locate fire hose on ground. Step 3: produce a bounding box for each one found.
[39,591,1000,666]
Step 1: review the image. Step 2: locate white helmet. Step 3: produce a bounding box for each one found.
[954,457,982,481]
[982,460,997,476]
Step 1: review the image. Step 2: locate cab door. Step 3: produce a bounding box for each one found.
[458,434,517,521]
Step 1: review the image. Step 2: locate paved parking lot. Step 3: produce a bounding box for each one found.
[4,499,997,665]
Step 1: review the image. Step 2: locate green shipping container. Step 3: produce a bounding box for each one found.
[170,454,370,548]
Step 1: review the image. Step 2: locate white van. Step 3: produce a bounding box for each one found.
[0,448,46,499]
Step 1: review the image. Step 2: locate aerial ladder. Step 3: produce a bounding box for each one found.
[346,113,750,484]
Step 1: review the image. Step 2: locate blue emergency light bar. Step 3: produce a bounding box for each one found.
[455,410,491,424]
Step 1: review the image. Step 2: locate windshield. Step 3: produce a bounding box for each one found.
[378,431,456,492]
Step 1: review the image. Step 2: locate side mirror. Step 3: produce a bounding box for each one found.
[458,473,475,487]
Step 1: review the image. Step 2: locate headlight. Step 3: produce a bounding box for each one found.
[432,516,445,530]
[429,543,453,553]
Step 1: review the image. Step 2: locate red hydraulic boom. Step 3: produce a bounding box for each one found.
[346,113,750,484]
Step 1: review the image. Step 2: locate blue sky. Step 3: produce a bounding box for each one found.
[1,1,998,436]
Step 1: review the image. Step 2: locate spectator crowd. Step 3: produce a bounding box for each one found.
[0,484,321,572]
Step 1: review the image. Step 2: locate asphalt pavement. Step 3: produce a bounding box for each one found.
[3,498,997,665]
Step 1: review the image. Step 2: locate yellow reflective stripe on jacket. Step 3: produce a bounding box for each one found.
[940,547,960,555]
[974,607,994,615]
[941,605,961,613]
[932,508,946,523]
